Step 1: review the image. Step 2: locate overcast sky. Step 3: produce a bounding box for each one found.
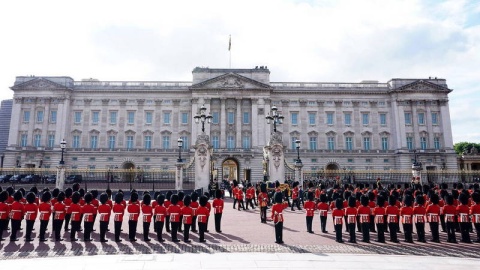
[0,0,479,143]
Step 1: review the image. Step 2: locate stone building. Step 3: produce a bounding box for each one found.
[0,99,13,167]
[4,67,457,182]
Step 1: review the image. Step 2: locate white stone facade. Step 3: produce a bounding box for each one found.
[4,67,457,182]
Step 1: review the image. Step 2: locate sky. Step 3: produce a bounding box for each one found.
[0,0,479,143]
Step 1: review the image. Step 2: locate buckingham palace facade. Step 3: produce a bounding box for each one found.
[4,67,457,182]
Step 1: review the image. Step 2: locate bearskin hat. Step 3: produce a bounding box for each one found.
[143,193,151,205]
[184,195,191,207]
[274,192,283,204]
[199,195,208,207]
[99,193,109,204]
[72,191,81,204]
[170,194,179,205]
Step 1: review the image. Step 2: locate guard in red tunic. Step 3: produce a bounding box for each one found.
[9,191,25,242]
[212,189,224,233]
[141,193,153,242]
[154,194,167,242]
[271,191,288,244]
[181,195,193,243]
[167,194,181,242]
[373,195,386,243]
[426,193,441,242]
[197,195,210,242]
[357,195,371,243]
[457,192,472,243]
[317,194,329,233]
[304,191,316,234]
[112,193,125,242]
[82,192,96,241]
[0,191,10,241]
[38,191,52,242]
[471,192,480,243]
[400,194,414,243]
[52,191,66,241]
[386,195,400,243]
[246,183,256,210]
[164,191,172,233]
[98,193,111,242]
[332,198,344,243]
[24,192,38,242]
[50,188,60,233]
[232,181,239,209]
[258,183,269,223]
[345,196,357,243]
[127,192,141,241]
[413,194,427,242]
[190,192,199,233]
[68,191,82,241]
[177,191,185,233]
[204,192,212,232]
[63,188,73,232]
[291,181,301,211]
[236,185,245,211]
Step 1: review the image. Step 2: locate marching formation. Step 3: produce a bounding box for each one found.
[0,184,224,244]
[1,180,480,246]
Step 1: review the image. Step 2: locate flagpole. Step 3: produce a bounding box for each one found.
[229,35,231,68]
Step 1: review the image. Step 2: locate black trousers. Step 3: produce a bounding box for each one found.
[64,213,71,230]
[260,206,267,223]
[53,219,64,240]
[356,216,362,232]
[429,222,439,241]
[171,221,180,241]
[376,223,385,242]
[0,219,8,239]
[233,198,238,209]
[155,221,164,241]
[415,222,425,241]
[320,216,327,232]
[460,222,471,243]
[334,224,342,242]
[178,215,183,232]
[214,213,222,232]
[114,221,122,241]
[183,223,191,241]
[275,221,284,243]
[10,219,21,240]
[191,216,197,232]
[128,220,137,240]
[291,199,301,210]
[84,221,93,240]
[361,222,370,242]
[198,222,207,241]
[440,214,446,231]
[474,223,480,242]
[70,220,81,240]
[246,199,255,209]
[143,222,150,240]
[446,221,457,242]
[100,221,108,241]
[388,222,398,242]
[165,216,171,232]
[39,220,48,240]
[306,216,313,232]
[25,220,35,240]
[402,223,413,242]
[347,223,356,242]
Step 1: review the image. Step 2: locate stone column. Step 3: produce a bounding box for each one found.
[295,161,303,188]
[265,133,285,183]
[236,98,242,148]
[56,165,66,190]
[175,162,183,191]
[194,134,211,191]
[220,98,226,148]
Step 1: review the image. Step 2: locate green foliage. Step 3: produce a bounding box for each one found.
[454,142,480,155]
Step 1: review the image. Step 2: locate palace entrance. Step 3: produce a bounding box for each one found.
[222,158,239,182]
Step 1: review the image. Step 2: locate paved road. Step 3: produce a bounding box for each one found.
[1,197,480,261]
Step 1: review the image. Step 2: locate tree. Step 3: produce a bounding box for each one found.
[454,142,480,155]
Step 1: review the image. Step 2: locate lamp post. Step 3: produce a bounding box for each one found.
[59,139,66,165]
[194,104,212,133]
[295,139,301,163]
[265,105,284,132]
[177,138,183,162]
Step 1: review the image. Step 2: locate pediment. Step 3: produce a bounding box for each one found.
[391,80,451,93]
[11,78,72,91]
[190,73,272,90]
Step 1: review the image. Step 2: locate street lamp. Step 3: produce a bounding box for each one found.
[295,139,301,163]
[265,105,284,132]
[194,104,212,133]
[177,138,183,162]
[59,139,66,165]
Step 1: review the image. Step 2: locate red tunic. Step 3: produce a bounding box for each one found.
[385,205,399,223]
[357,205,370,223]
[10,201,25,220]
[141,204,153,223]
[112,203,125,222]
[53,202,66,220]
[164,200,171,216]
[246,187,255,200]
[400,206,413,224]
[212,198,224,214]
[24,203,38,221]
[457,204,470,223]
[68,203,83,222]
[317,202,329,217]
[271,202,288,223]
[181,206,193,224]
[331,208,344,225]
[38,202,52,220]
[413,205,426,223]
[426,204,441,223]
[167,204,181,222]
[154,205,167,222]
[127,203,141,221]
[64,197,72,214]
[98,204,111,222]
[82,204,96,222]
[190,201,199,216]
[196,206,209,223]
[470,204,480,223]
[304,201,316,217]
[292,187,299,200]
[0,202,9,219]
[345,207,357,224]
[206,201,212,213]
[373,206,385,224]
[258,192,269,207]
